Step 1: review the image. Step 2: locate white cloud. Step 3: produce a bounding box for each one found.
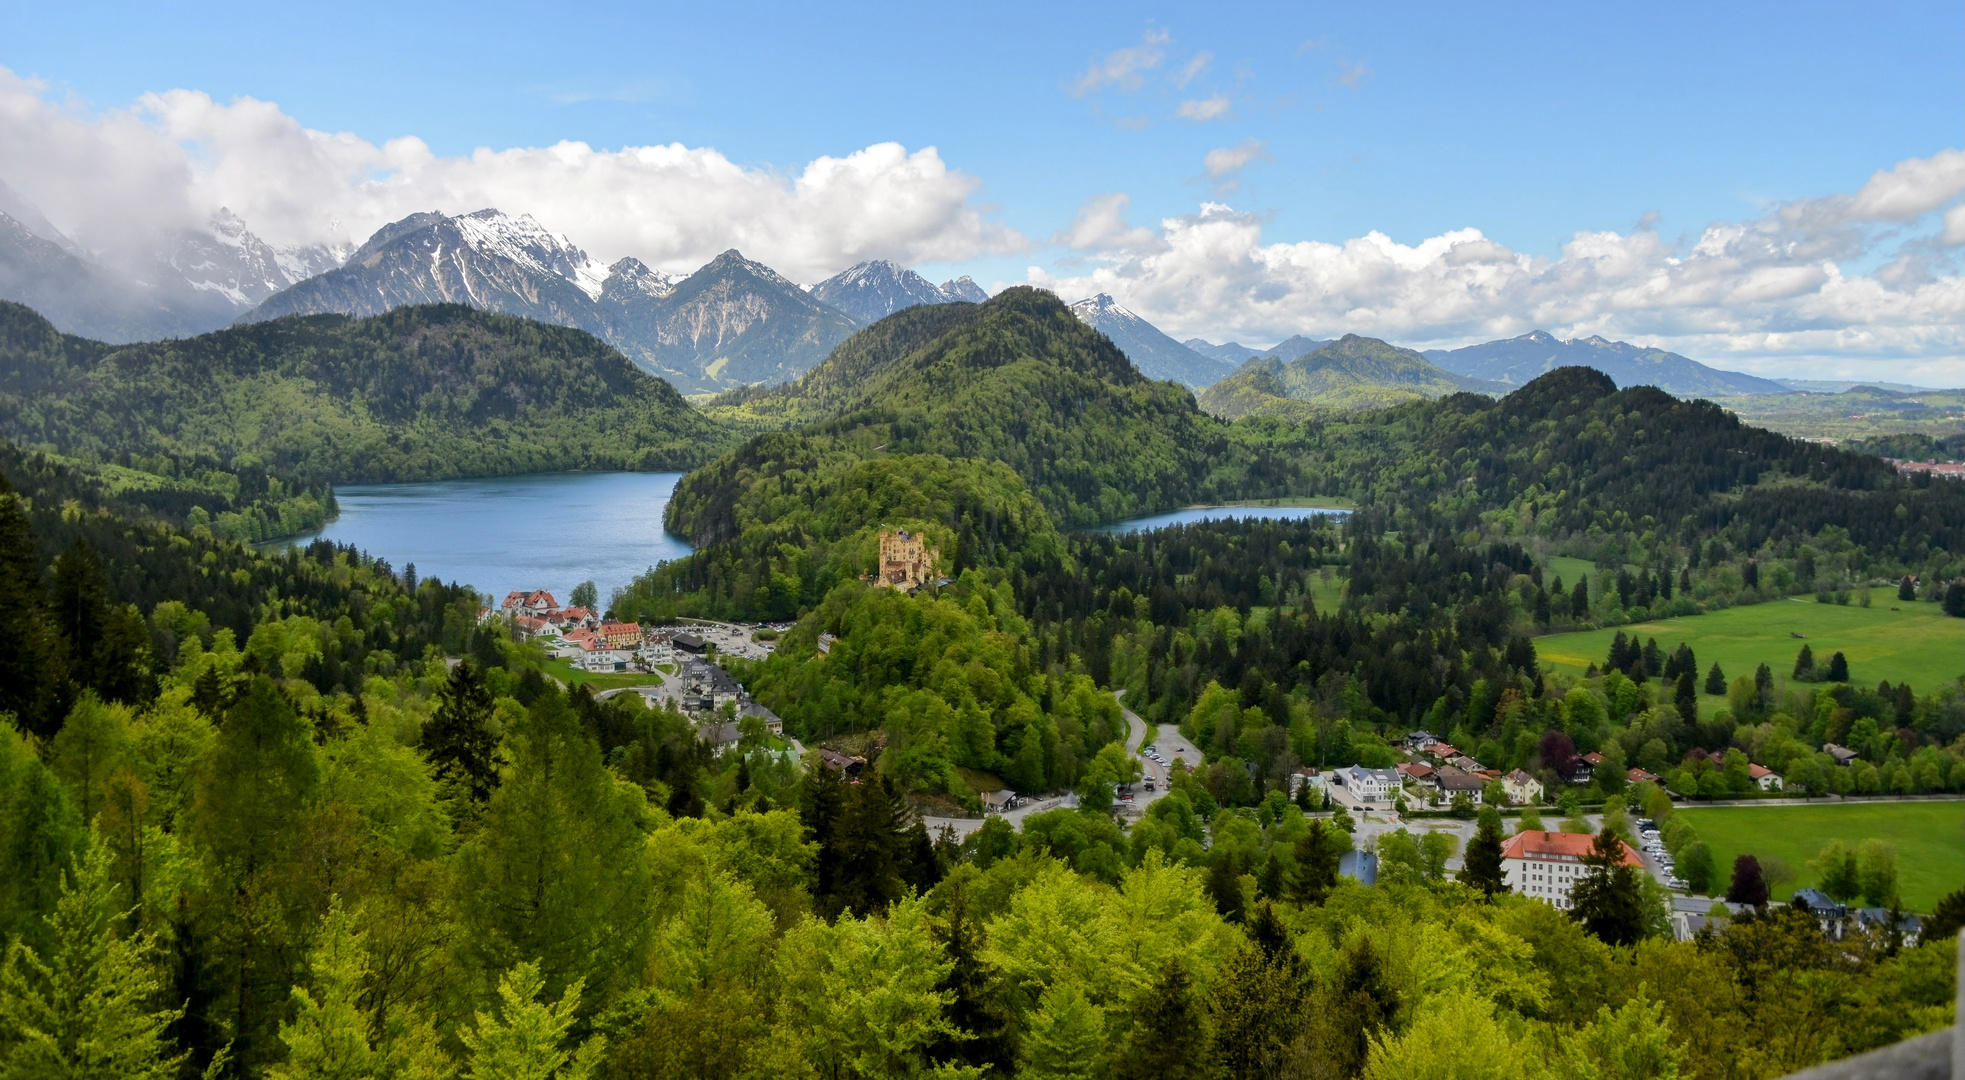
[1175,52,1214,89]
[1070,29,1170,96]
[1053,193,1160,252]
[1202,139,1270,194]
[1026,151,1965,374]
[1175,95,1232,122]
[0,67,1026,282]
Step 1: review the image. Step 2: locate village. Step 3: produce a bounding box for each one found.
[484,533,1915,951]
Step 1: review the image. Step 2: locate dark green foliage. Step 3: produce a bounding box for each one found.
[1794,644,1816,681]
[1459,816,1508,898]
[424,661,503,808]
[1945,582,1965,617]
[1705,662,1727,696]
[1900,576,1917,602]
[1571,830,1647,945]
[0,301,731,535]
[0,479,67,737]
[1321,935,1400,1078]
[1826,651,1850,682]
[1922,886,1965,941]
[1290,820,1344,905]
[1112,961,1211,1080]
[0,728,84,954]
[1209,907,1309,1080]
[1675,671,1698,723]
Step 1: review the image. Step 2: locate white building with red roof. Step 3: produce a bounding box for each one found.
[501,590,559,619]
[1748,763,1783,791]
[1502,830,1644,911]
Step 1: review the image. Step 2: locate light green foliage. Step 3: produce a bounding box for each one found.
[268,897,386,1080]
[47,692,134,825]
[1856,839,1900,907]
[1364,989,1541,1080]
[765,896,974,1080]
[0,722,84,949]
[0,838,185,1080]
[1019,981,1107,1080]
[1564,990,1683,1080]
[460,961,604,1080]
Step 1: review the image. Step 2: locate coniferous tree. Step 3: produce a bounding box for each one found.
[1922,886,1965,941]
[1210,906,1308,1080]
[1320,936,1400,1078]
[0,724,85,957]
[1743,560,1760,589]
[1112,961,1210,1080]
[51,538,113,692]
[1641,638,1664,680]
[1674,672,1698,724]
[800,765,847,913]
[0,838,188,1080]
[1825,651,1850,683]
[929,874,1010,1073]
[1792,644,1816,681]
[0,487,67,738]
[1533,589,1550,626]
[267,897,383,1080]
[1570,830,1646,946]
[1704,662,1727,696]
[1019,982,1105,1080]
[833,773,907,918]
[1570,576,1589,617]
[1948,582,1965,618]
[460,961,603,1080]
[1289,820,1344,906]
[1458,814,1508,898]
[423,660,503,807]
[1899,576,1917,601]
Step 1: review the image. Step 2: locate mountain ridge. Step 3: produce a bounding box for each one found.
[1198,333,1501,418]
[1068,293,1230,388]
[1425,330,1787,397]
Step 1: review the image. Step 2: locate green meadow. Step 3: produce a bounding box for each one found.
[1538,597,1965,703]
[1677,801,1965,912]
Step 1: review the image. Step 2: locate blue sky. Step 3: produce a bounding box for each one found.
[2,0,1962,374]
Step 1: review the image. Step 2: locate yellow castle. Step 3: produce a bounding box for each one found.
[875,529,939,590]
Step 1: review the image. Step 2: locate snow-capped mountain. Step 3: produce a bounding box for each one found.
[1069,294,1232,389]
[939,276,989,304]
[0,181,350,341]
[241,212,859,393]
[156,208,351,312]
[812,260,952,324]
[809,260,990,324]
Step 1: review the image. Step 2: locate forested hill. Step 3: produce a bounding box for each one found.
[0,301,734,491]
[1197,334,1500,419]
[673,287,1256,541]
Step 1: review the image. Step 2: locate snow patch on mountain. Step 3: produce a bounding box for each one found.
[452,209,610,300]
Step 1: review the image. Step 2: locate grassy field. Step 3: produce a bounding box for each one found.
[540,657,666,691]
[1538,598,1965,706]
[1545,556,1598,590]
[1308,572,1347,615]
[1678,801,1965,911]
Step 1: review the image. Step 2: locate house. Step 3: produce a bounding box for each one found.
[501,589,558,618]
[1425,743,1461,763]
[1338,849,1378,886]
[600,621,643,650]
[698,722,745,754]
[1402,731,1442,753]
[1501,831,1643,911]
[1289,768,1328,799]
[979,790,1016,813]
[739,702,785,735]
[1500,768,1543,805]
[1747,763,1783,791]
[816,749,866,776]
[1396,761,1437,783]
[874,529,940,591]
[511,614,553,640]
[553,606,599,630]
[575,638,631,673]
[681,661,745,711]
[672,632,707,654]
[1791,888,1849,938]
[1628,767,1660,785]
[1823,743,1860,767]
[1581,751,1606,768]
[1333,764,1403,803]
[1432,766,1485,804]
[816,633,837,656]
[1448,755,1486,774]
[1855,907,1921,946]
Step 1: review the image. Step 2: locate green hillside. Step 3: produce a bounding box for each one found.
[0,302,734,535]
[1197,334,1498,418]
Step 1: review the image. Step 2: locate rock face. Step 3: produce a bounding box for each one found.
[1426,330,1787,397]
[812,260,956,324]
[939,276,989,303]
[1068,294,1233,389]
[240,211,860,393]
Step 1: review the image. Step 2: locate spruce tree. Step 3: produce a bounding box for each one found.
[1704,662,1727,696]
[51,538,112,692]
[0,486,68,739]
[834,773,907,918]
[1210,910,1308,1080]
[1571,577,1589,617]
[0,838,187,1080]
[268,897,382,1080]
[1019,982,1105,1080]
[1112,961,1210,1080]
[1921,885,1965,941]
[1825,651,1849,683]
[1320,936,1400,1078]
[1569,830,1646,946]
[1792,644,1815,681]
[800,765,847,913]
[1674,672,1698,724]
[423,660,502,807]
[1899,576,1917,602]
[1458,815,1508,898]
[1948,582,1965,618]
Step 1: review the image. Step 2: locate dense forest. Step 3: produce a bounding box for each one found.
[0,442,1957,1080]
[7,285,1965,1078]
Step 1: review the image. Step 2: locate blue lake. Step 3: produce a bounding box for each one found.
[284,472,693,605]
[1089,504,1351,534]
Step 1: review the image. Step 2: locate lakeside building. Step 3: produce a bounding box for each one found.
[1501,831,1644,911]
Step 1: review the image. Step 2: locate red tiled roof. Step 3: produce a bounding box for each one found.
[1628,768,1659,782]
[1748,763,1774,779]
[1500,830,1643,868]
[1582,752,1605,765]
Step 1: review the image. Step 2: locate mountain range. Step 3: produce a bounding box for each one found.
[1198,334,1504,418]
[1425,330,1787,397]
[1066,294,1233,388]
[810,259,985,323]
